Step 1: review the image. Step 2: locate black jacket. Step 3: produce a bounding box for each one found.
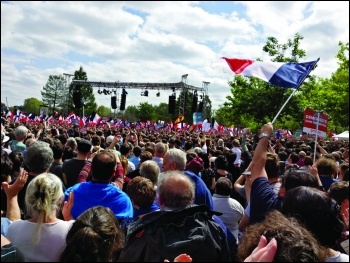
[118,205,232,262]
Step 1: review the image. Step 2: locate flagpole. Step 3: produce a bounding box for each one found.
[271,58,320,124]
[271,88,298,124]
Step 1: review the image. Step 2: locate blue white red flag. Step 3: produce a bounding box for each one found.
[221,57,320,89]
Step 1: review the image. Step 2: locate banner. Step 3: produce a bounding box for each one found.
[193,112,203,125]
[302,109,328,138]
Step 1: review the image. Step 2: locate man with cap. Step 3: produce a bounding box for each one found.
[62,139,92,188]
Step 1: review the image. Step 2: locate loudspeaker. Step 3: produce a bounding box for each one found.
[198,101,203,112]
[191,95,198,113]
[168,95,176,114]
[120,93,126,111]
[73,91,83,109]
[111,96,117,109]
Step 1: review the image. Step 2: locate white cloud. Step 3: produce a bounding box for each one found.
[1,1,348,112]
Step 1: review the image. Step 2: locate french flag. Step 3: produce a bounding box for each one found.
[222,57,319,89]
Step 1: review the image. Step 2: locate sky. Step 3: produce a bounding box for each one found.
[1,1,349,114]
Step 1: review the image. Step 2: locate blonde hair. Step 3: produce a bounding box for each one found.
[25,173,64,244]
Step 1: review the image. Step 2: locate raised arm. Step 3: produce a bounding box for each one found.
[250,123,273,183]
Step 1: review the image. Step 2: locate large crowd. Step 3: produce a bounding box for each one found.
[1,117,349,262]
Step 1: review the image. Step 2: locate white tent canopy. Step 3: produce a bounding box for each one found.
[332,130,349,140]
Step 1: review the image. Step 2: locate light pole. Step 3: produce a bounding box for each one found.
[63,73,74,115]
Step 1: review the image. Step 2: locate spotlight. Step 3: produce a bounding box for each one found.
[122,88,128,95]
[103,89,107,95]
[156,92,160,97]
[141,90,148,97]
[98,88,102,94]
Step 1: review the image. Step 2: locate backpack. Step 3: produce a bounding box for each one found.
[118,205,232,262]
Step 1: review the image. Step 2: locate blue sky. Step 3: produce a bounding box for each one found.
[1,1,349,112]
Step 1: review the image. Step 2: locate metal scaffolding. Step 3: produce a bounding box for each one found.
[71,75,209,116]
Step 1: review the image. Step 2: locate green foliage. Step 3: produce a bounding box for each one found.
[72,66,97,116]
[41,75,67,115]
[123,105,139,122]
[23,98,43,115]
[137,102,156,122]
[214,34,349,132]
[96,105,111,117]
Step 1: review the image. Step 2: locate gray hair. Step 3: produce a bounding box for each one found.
[154,142,166,154]
[193,147,202,155]
[140,160,160,185]
[66,137,77,149]
[158,170,195,208]
[24,141,53,173]
[166,148,186,171]
[25,173,64,244]
[14,125,28,140]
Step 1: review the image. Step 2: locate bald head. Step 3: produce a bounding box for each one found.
[158,170,194,208]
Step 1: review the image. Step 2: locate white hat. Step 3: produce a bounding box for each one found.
[1,133,9,143]
[106,135,114,144]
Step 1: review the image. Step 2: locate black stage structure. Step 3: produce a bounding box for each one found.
[71,75,210,117]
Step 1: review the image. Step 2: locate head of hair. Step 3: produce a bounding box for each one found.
[66,137,77,150]
[139,160,160,185]
[14,125,28,140]
[232,139,240,147]
[51,139,63,160]
[25,173,64,244]
[140,151,153,163]
[315,156,338,177]
[215,177,232,196]
[59,206,124,262]
[62,146,75,161]
[343,169,349,181]
[288,152,299,164]
[281,168,319,192]
[9,149,24,173]
[278,150,288,162]
[41,136,54,148]
[265,153,280,179]
[215,155,228,170]
[158,170,195,208]
[328,181,349,205]
[281,186,344,248]
[57,134,67,146]
[24,141,53,174]
[132,146,142,157]
[303,155,313,166]
[1,150,13,182]
[197,152,210,169]
[91,134,101,146]
[154,142,166,155]
[165,148,187,171]
[91,151,116,182]
[237,210,327,262]
[127,176,156,209]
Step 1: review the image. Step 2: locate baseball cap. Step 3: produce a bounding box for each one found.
[77,139,92,153]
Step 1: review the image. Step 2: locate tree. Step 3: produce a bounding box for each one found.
[96,105,111,117]
[123,105,139,122]
[154,103,173,123]
[23,98,43,115]
[72,66,97,116]
[298,42,349,132]
[215,33,313,130]
[41,75,66,115]
[137,102,156,122]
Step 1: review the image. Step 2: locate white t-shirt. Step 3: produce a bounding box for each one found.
[7,219,74,262]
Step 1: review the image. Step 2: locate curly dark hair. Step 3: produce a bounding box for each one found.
[237,210,327,262]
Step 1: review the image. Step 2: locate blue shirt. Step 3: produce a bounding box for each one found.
[65,181,133,220]
[184,170,214,210]
[250,177,282,225]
